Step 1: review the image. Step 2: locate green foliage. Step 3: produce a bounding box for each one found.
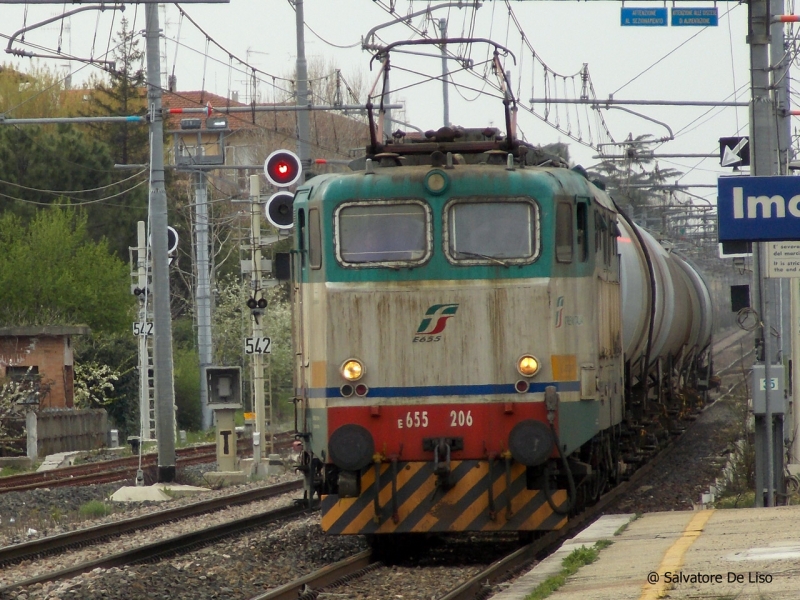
[0,209,133,332]
[0,63,149,259]
[83,17,148,166]
[78,500,113,518]
[74,332,139,440]
[1,463,32,477]
[0,124,115,219]
[174,347,202,432]
[715,491,756,509]
[0,62,66,118]
[525,542,611,600]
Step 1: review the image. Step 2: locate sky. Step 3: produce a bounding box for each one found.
[0,0,757,202]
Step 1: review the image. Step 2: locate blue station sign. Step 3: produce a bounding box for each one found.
[718,176,800,242]
[621,7,668,26]
[672,7,719,27]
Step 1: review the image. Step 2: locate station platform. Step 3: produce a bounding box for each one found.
[491,505,800,599]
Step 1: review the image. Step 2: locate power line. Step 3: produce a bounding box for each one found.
[0,178,148,206]
[0,168,146,195]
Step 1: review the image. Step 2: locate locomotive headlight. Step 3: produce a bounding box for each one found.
[517,354,540,377]
[341,358,365,381]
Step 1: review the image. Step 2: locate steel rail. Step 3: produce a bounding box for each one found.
[0,479,303,566]
[249,550,376,600]
[0,433,295,493]
[0,490,312,593]
[438,428,689,600]
[264,339,748,600]
[0,444,219,490]
[439,342,754,600]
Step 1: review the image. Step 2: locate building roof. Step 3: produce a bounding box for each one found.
[0,326,91,337]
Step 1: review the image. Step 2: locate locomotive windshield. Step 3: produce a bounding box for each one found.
[445,198,539,264]
[336,201,430,265]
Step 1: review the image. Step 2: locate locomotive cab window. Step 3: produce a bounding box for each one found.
[309,208,321,270]
[445,198,539,265]
[576,200,589,263]
[555,202,573,263]
[335,200,431,266]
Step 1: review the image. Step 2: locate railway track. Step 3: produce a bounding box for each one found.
[245,334,754,600]
[0,480,307,594]
[243,420,697,600]
[0,433,295,493]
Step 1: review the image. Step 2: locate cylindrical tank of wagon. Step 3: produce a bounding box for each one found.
[618,218,713,370]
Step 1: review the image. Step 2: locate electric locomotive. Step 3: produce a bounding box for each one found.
[280,123,712,540]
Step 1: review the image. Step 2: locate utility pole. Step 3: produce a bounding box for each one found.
[438,18,450,128]
[749,0,777,507]
[145,2,177,482]
[294,0,311,177]
[771,0,800,471]
[195,173,213,431]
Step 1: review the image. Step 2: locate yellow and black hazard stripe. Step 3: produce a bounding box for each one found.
[321,460,568,534]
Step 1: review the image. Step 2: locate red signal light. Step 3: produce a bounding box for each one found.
[264,149,302,187]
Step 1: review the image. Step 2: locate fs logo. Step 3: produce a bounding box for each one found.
[413,304,458,342]
[555,296,565,328]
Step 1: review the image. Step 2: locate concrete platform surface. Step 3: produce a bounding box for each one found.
[110,483,206,502]
[491,505,800,600]
[491,514,636,600]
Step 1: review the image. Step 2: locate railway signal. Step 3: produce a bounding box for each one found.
[265,192,295,229]
[264,149,302,188]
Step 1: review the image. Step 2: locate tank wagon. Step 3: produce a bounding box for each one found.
[278,124,713,543]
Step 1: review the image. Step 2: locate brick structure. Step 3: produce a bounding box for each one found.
[0,326,91,409]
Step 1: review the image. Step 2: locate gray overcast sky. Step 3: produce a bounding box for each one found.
[1,1,754,199]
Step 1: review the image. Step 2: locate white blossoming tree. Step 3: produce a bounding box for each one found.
[73,362,121,409]
[0,368,48,454]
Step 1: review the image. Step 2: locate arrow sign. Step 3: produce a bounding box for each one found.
[719,136,750,168]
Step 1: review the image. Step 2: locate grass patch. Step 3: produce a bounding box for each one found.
[0,462,38,477]
[178,429,215,447]
[614,513,641,536]
[715,490,755,509]
[78,500,113,519]
[525,540,612,600]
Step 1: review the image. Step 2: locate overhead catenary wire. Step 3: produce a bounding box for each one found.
[0,178,148,206]
[0,168,147,195]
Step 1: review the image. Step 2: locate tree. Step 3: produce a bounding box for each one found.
[74,333,139,439]
[83,18,148,166]
[0,209,134,333]
[74,362,120,409]
[0,63,67,119]
[589,134,682,225]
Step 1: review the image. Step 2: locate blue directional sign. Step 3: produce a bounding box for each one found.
[671,8,719,27]
[718,176,800,242]
[621,7,668,26]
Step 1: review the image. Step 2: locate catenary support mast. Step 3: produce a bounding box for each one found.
[145,2,176,481]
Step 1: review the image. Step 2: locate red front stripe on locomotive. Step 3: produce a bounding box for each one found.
[327,402,556,461]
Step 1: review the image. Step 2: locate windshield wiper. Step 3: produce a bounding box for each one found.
[454,250,510,267]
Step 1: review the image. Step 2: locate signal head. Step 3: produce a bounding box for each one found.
[257,297,267,309]
[246,298,258,309]
[265,191,295,230]
[264,149,302,187]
